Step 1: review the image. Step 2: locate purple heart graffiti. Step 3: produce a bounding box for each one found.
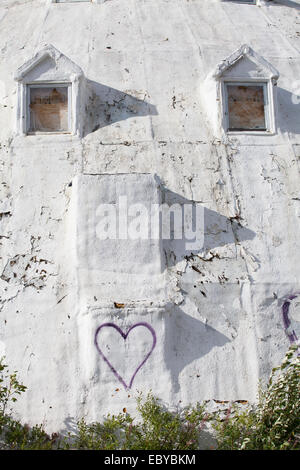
[94,322,157,390]
[282,294,299,345]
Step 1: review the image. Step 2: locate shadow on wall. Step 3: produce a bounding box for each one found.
[63,416,78,436]
[161,186,256,269]
[268,0,300,9]
[277,87,300,135]
[164,306,230,393]
[223,0,299,6]
[62,307,231,426]
[83,80,158,137]
[62,407,217,449]
[159,186,254,391]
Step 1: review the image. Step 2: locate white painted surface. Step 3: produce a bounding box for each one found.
[73,173,167,306]
[0,0,299,433]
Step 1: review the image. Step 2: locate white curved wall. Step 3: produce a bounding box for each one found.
[0,0,299,432]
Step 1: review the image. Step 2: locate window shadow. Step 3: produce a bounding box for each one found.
[267,0,300,9]
[277,87,300,136]
[83,79,158,137]
[160,184,256,269]
[223,0,300,7]
[222,0,256,4]
[63,416,78,435]
[164,306,231,393]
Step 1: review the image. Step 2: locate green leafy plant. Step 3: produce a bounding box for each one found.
[0,356,60,450]
[214,345,300,450]
[66,414,135,450]
[0,357,27,416]
[0,348,299,450]
[132,392,206,450]
[1,418,60,450]
[68,393,207,450]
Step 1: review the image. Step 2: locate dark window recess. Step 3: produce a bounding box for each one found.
[29,87,69,133]
[227,85,266,131]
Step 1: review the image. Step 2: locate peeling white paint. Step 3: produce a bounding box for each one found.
[0,0,300,434]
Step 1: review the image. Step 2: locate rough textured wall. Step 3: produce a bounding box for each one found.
[0,0,300,432]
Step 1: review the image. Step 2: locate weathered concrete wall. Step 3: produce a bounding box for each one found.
[0,0,300,432]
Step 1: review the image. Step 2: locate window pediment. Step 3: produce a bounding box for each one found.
[202,44,279,136]
[213,44,279,83]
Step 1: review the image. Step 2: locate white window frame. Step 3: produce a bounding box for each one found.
[15,44,84,137]
[221,79,276,135]
[26,82,72,135]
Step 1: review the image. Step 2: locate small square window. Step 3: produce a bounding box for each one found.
[28,85,71,134]
[225,83,268,132]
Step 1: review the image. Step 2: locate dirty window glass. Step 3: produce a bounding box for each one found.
[29,86,69,133]
[226,84,267,131]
